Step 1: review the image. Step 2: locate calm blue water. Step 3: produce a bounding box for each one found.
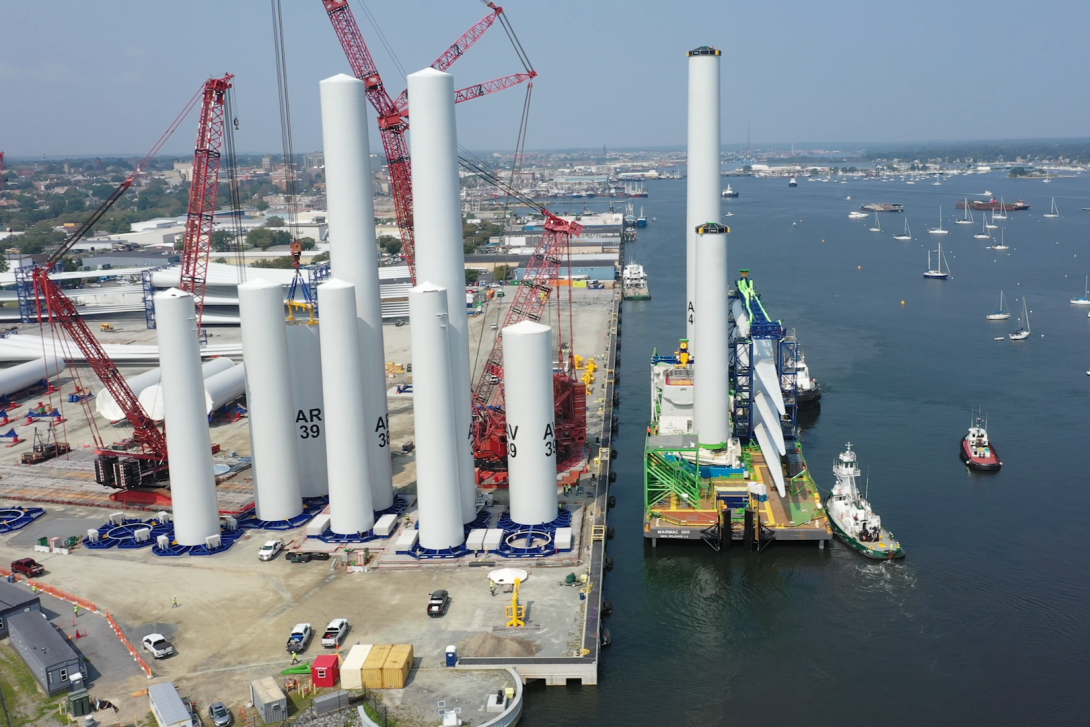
[523,174,1090,724]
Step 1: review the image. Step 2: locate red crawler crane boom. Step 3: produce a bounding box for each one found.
[177,74,234,327]
[320,0,535,282]
[23,81,214,488]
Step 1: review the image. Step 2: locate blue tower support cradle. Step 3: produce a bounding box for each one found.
[238,496,328,531]
[151,523,245,557]
[83,517,173,550]
[0,507,46,533]
[493,509,573,558]
[310,495,410,543]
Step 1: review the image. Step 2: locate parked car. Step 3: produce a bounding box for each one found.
[10,558,44,577]
[285,623,313,652]
[141,633,175,659]
[208,702,233,727]
[427,590,451,618]
[287,551,331,563]
[257,539,284,561]
[321,618,349,647]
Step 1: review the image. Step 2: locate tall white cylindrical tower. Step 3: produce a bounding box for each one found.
[408,283,465,550]
[693,223,731,449]
[686,46,722,353]
[407,68,477,524]
[320,73,394,511]
[286,323,328,498]
[502,321,558,525]
[153,289,219,546]
[317,279,375,534]
[238,279,303,522]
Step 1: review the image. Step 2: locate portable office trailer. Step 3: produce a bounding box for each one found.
[0,580,41,638]
[7,611,85,696]
[249,677,288,724]
[340,644,372,690]
[148,682,193,727]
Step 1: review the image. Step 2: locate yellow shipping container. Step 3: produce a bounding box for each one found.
[361,644,391,690]
[573,280,588,288]
[381,644,415,689]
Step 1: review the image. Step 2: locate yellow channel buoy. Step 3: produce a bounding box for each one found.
[901,300,905,305]
[857,265,862,270]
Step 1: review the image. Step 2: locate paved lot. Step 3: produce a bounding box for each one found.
[0,286,615,724]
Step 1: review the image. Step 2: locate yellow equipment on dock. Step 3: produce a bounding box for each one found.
[505,578,525,627]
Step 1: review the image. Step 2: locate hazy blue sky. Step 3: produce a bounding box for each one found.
[2,0,1088,157]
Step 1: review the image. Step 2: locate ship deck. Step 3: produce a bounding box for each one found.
[643,443,831,545]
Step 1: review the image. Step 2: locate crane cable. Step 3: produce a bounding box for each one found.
[270,0,302,247]
[223,89,247,282]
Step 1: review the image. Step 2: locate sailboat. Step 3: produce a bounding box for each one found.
[993,198,1008,220]
[893,218,912,241]
[928,207,949,234]
[955,198,974,224]
[869,211,882,232]
[923,242,951,279]
[1009,297,1031,340]
[986,291,1010,320]
[974,214,992,240]
[1071,276,1090,305]
[985,209,998,230]
[988,228,1010,251]
[1044,197,1059,218]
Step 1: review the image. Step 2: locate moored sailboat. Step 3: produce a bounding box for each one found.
[1009,297,1031,340]
[986,291,1010,320]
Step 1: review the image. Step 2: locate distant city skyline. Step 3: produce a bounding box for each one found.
[2,0,1087,157]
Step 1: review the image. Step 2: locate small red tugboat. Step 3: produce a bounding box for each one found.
[961,416,1002,471]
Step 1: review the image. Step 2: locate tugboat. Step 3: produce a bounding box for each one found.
[795,351,821,410]
[721,184,739,198]
[960,415,1002,471]
[825,444,904,560]
[788,177,798,187]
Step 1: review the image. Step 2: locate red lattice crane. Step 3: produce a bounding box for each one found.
[22,81,216,488]
[457,160,587,471]
[320,0,535,283]
[177,74,234,327]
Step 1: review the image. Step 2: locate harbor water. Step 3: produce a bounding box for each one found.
[522,174,1090,723]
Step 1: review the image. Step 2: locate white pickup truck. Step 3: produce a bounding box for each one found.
[321,618,349,648]
[285,623,313,652]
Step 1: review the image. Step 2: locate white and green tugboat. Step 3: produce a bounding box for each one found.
[825,443,904,560]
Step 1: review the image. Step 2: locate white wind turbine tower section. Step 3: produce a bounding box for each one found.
[286,324,327,498]
[320,73,394,511]
[153,289,219,546]
[693,223,731,450]
[685,46,722,353]
[502,321,559,526]
[407,67,477,524]
[237,278,303,522]
[408,283,466,551]
[317,279,376,534]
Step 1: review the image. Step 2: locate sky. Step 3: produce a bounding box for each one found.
[2,0,1088,158]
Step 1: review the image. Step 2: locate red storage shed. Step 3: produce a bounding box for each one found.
[311,654,340,688]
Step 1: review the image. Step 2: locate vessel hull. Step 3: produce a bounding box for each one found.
[960,439,1002,471]
[827,511,905,560]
